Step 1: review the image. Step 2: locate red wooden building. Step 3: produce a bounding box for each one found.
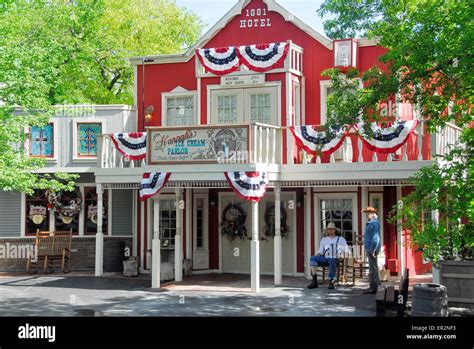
[90,0,461,290]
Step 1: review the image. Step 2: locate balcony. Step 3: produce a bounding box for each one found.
[95,121,461,183]
[195,40,304,77]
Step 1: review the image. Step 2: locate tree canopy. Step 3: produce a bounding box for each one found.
[318,0,473,261]
[318,0,472,130]
[0,0,203,193]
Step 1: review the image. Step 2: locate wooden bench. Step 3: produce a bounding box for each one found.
[26,229,72,273]
[375,268,409,317]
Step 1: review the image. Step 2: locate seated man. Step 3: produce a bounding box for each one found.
[307,222,348,289]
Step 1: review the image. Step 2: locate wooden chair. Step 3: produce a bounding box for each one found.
[375,268,409,317]
[26,230,52,273]
[315,257,355,286]
[26,229,72,273]
[44,230,72,273]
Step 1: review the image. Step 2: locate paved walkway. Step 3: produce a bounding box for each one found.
[0,273,430,317]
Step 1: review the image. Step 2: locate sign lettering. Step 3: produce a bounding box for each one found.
[240,7,271,28]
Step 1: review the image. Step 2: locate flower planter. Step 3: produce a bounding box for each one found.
[439,260,474,309]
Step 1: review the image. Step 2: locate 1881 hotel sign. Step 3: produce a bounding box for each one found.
[148,125,249,164]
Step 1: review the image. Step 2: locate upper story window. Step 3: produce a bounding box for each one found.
[162,89,197,126]
[209,86,278,125]
[29,123,55,158]
[73,119,105,161]
[218,95,238,124]
[167,96,195,126]
[320,79,360,125]
[250,93,271,124]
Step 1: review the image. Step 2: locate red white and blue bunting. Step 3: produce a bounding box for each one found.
[110,132,147,160]
[196,42,289,75]
[290,125,349,155]
[139,172,171,201]
[355,120,418,153]
[225,171,269,202]
[196,47,240,75]
[237,42,289,72]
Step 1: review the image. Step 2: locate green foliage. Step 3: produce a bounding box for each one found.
[318,0,473,130]
[388,128,474,264]
[0,0,202,194]
[319,0,473,263]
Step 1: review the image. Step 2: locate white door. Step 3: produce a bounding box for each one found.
[210,86,278,125]
[193,194,209,269]
[258,193,295,275]
[220,193,295,275]
[221,195,251,273]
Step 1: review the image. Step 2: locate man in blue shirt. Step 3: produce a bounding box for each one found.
[363,206,381,294]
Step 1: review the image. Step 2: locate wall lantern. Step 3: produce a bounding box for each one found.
[145,105,154,124]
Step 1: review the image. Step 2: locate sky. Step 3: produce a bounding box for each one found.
[175,0,328,35]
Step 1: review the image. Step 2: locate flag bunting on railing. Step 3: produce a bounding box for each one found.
[139,172,171,201]
[110,132,147,160]
[196,42,289,75]
[355,120,419,153]
[290,125,349,155]
[225,171,269,202]
[196,46,240,75]
[237,42,289,72]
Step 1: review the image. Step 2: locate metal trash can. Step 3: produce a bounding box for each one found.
[412,283,449,317]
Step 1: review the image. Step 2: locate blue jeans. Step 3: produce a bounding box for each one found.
[310,255,338,279]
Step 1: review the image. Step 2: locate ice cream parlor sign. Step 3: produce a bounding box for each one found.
[148,126,249,164]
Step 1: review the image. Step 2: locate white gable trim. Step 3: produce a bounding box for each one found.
[130,0,372,66]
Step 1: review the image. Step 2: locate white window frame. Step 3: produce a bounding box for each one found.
[72,118,106,162]
[26,120,59,163]
[193,194,209,252]
[161,90,197,126]
[209,87,244,125]
[320,78,363,125]
[244,87,278,125]
[313,192,358,254]
[207,83,281,126]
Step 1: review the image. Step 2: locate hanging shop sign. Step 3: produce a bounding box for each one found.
[148,125,249,164]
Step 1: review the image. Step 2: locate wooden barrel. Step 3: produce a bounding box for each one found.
[104,240,125,272]
[440,261,474,309]
[411,283,448,316]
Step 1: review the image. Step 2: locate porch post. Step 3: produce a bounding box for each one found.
[304,187,312,279]
[175,188,183,282]
[251,200,260,292]
[95,184,104,277]
[361,185,368,261]
[274,185,282,285]
[396,186,404,277]
[151,200,161,288]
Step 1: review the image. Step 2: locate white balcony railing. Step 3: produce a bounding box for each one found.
[97,123,282,169]
[97,120,462,169]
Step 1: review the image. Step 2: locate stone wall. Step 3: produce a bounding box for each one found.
[0,237,133,273]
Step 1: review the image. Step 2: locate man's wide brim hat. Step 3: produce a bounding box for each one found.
[325,222,339,231]
[362,206,378,213]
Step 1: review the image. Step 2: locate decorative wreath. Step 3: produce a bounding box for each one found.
[264,204,290,238]
[220,203,248,241]
[47,190,82,221]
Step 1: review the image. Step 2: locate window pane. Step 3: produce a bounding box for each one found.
[218,95,238,124]
[77,123,101,157]
[167,96,194,126]
[250,93,271,124]
[30,124,54,157]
